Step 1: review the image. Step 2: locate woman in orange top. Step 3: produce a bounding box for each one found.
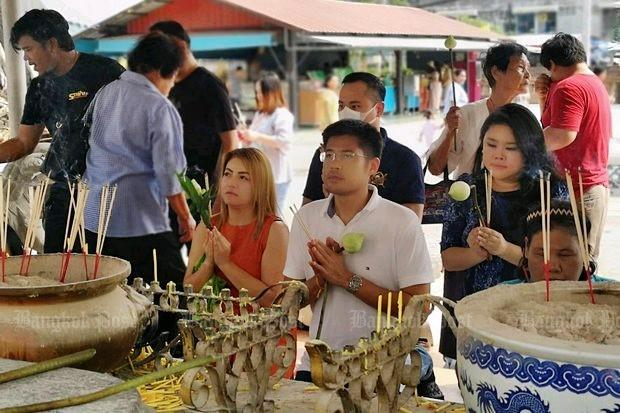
[184,148,288,308]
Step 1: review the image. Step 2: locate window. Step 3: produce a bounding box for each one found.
[517,13,535,34]
[537,12,556,33]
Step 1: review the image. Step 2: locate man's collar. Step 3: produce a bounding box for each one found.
[121,71,161,94]
[379,127,388,141]
[323,185,381,219]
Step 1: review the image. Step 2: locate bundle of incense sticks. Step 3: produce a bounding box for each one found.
[538,171,551,301]
[565,170,596,304]
[0,177,11,282]
[93,184,117,279]
[67,181,91,279]
[59,181,89,283]
[20,177,51,276]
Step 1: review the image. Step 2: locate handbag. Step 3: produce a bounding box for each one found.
[421,166,453,225]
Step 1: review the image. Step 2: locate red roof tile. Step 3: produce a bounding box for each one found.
[216,0,501,40]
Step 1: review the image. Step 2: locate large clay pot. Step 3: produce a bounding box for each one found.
[0,254,154,372]
[452,281,619,412]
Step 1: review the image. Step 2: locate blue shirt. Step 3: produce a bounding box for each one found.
[84,71,186,237]
[303,128,425,205]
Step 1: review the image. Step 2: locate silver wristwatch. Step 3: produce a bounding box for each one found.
[347,274,363,293]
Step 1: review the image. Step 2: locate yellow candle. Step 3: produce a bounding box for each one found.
[152,249,158,283]
[398,290,403,324]
[386,292,392,328]
[376,294,382,333]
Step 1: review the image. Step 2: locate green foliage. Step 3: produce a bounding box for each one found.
[456,15,505,35]
[177,171,227,295]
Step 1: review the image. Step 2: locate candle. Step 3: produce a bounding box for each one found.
[386,291,392,328]
[398,290,403,324]
[152,249,158,283]
[376,294,382,333]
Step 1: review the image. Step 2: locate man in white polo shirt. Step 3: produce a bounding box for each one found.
[285,119,442,398]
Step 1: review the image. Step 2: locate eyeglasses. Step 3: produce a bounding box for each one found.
[319,151,372,163]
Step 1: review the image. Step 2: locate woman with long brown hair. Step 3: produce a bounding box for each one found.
[184,148,288,308]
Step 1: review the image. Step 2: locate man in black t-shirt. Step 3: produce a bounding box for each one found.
[302,72,425,219]
[0,10,124,252]
[150,21,238,187]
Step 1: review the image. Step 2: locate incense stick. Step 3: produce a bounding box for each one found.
[21,178,50,276]
[577,169,595,304]
[470,185,486,227]
[59,181,89,283]
[485,171,492,225]
[0,178,9,282]
[289,205,313,240]
[93,184,117,279]
[539,171,550,301]
[565,170,595,304]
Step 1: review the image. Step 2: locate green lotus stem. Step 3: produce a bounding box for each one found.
[0,354,218,413]
[0,349,96,385]
[315,284,329,340]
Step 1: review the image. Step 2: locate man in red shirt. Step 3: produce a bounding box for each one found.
[535,33,611,258]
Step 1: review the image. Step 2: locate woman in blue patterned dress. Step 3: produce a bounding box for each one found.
[439,103,568,365]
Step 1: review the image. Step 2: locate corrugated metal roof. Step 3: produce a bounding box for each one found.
[76,0,172,39]
[215,0,501,40]
[76,0,502,42]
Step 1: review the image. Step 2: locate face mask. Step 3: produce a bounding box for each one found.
[338,104,378,125]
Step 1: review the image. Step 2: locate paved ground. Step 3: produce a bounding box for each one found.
[287,106,620,402]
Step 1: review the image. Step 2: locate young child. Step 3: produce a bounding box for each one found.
[515,200,610,283]
[418,110,443,149]
[439,103,568,365]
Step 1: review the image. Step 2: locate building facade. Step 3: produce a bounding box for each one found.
[412,0,618,41]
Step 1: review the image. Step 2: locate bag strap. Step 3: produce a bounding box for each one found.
[423,162,450,182]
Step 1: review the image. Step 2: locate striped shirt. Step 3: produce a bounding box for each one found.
[84,71,186,237]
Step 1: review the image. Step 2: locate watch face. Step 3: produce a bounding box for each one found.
[349,274,362,292]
